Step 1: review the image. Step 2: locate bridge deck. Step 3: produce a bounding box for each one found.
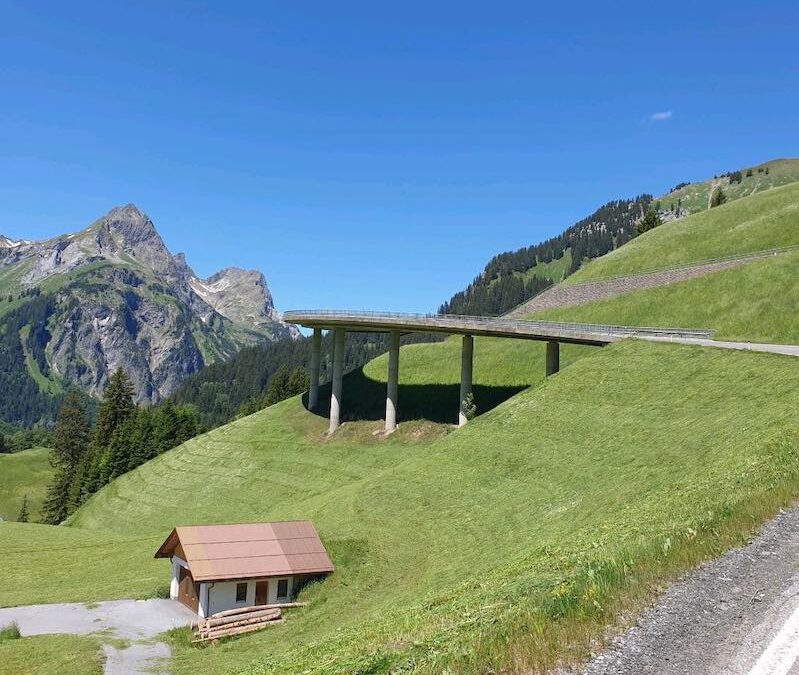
[283,310,714,346]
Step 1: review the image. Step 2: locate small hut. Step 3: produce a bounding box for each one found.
[154,520,334,617]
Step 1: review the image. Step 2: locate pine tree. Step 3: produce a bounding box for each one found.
[17,494,30,522]
[710,187,727,208]
[104,412,140,481]
[286,367,310,398]
[0,432,7,454]
[81,369,136,499]
[636,208,662,235]
[263,368,291,406]
[42,392,90,524]
[153,400,180,456]
[93,369,136,448]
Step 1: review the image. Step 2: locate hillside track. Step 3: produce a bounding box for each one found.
[509,249,788,316]
[564,505,799,675]
[642,336,799,357]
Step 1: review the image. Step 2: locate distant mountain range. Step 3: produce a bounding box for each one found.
[0,204,297,425]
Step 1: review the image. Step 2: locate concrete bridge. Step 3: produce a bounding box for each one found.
[284,310,713,433]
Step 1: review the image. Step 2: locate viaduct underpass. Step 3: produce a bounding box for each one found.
[283,311,714,433]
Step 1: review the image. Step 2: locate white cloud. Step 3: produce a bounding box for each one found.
[650,110,673,121]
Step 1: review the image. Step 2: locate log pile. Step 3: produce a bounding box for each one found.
[192,602,307,643]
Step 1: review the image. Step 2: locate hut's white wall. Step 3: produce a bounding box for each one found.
[206,577,295,616]
[199,583,210,618]
[169,556,189,601]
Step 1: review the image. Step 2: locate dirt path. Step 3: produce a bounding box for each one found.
[563,505,799,674]
[0,599,194,674]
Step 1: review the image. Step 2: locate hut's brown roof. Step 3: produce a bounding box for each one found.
[154,521,334,582]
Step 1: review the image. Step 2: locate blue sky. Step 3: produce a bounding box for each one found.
[1,1,797,312]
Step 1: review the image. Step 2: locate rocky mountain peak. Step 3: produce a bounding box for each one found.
[190,266,299,337]
[103,204,157,244]
[93,204,180,280]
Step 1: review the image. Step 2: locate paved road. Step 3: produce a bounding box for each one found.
[642,335,799,357]
[0,599,195,675]
[567,505,799,675]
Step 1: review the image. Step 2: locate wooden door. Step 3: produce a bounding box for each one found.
[255,581,269,606]
[177,566,199,613]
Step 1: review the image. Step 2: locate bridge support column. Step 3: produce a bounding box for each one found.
[459,334,474,427]
[546,340,560,376]
[385,330,400,432]
[308,327,322,410]
[328,328,346,433]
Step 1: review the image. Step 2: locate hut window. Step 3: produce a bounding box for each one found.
[277,579,289,598]
[235,582,247,602]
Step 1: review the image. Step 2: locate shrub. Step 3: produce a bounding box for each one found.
[0,623,21,642]
[461,392,477,421]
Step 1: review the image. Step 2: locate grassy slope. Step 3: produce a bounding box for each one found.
[487,249,571,288]
[568,180,799,283]
[0,448,53,522]
[537,251,799,344]
[5,342,799,675]
[519,249,572,283]
[657,157,799,215]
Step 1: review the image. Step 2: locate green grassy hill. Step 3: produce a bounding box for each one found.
[538,251,799,344]
[656,157,799,216]
[4,180,799,674]
[568,179,799,283]
[5,342,799,675]
[0,447,53,522]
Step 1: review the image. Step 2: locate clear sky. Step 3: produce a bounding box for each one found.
[1,1,797,312]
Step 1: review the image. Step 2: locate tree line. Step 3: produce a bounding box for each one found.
[0,422,51,453]
[172,330,442,430]
[41,370,198,524]
[438,195,652,316]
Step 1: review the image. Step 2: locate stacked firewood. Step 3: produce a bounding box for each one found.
[192,602,306,643]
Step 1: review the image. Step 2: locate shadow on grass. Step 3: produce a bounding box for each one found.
[302,367,527,425]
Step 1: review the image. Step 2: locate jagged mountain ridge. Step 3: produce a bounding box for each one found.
[0,204,297,421]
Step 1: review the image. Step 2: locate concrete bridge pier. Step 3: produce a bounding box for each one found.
[459,334,474,427]
[385,330,400,432]
[328,328,346,433]
[308,328,322,410]
[546,340,560,376]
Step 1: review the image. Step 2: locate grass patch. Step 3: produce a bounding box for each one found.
[18,326,63,396]
[518,249,572,284]
[0,633,104,675]
[0,447,53,522]
[0,523,164,607]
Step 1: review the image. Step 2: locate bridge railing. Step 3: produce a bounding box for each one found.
[283,310,714,339]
